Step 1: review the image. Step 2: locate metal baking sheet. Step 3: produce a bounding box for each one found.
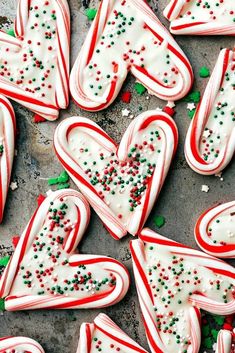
[0,0,234,352]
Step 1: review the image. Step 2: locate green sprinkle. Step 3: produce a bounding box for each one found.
[85,8,97,21]
[134,82,146,95]
[58,171,69,184]
[48,171,69,186]
[213,315,225,325]
[48,177,59,186]
[154,215,165,228]
[6,28,15,37]
[203,337,213,349]
[211,329,219,341]
[199,66,210,78]
[183,91,201,103]
[188,108,196,120]
[0,256,10,267]
[202,325,210,337]
[0,298,5,311]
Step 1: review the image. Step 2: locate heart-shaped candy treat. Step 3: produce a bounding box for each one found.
[70,0,193,111]
[54,109,178,239]
[0,0,70,120]
[0,189,129,311]
[131,228,235,353]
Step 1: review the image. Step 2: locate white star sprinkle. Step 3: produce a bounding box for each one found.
[187,103,196,111]
[201,184,210,193]
[202,129,211,138]
[10,181,18,191]
[122,108,131,117]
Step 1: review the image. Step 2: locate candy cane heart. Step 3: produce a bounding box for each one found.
[54,110,178,239]
[0,0,70,121]
[76,313,149,353]
[216,330,234,353]
[70,0,193,111]
[185,48,235,175]
[130,228,235,353]
[0,336,45,353]
[0,95,16,223]
[0,189,129,311]
[164,0,235,35]
[195,200,235,259]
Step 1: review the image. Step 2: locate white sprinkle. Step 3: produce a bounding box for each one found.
[201,185,210,193]
[122,108,131,117]
[10,181,18,191]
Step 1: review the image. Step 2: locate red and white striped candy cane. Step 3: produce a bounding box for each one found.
[216,330,233,353]
[0,336,45,353]
[130,228,235,353]
[195,200,235,258]
[164,0,235,35]
[0,0,70,121]
[185,48,235,175]
[70,0,193,111]
[77,313,149,353]
[54,110,178,239]
[0,189,129,311]
[0,95,16,223]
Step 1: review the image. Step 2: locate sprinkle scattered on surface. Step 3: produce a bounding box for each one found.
[188,108,196,119]
[48,171,70,190]
[34,114,46,123]
[10,181,18,191]
[199,66,210,78]
[184,91,201,103]
[6,28,15,37]
[154,215,165,228]
[201,184,210,193]
[85,8,97,21]
[0,256,10,267]
[0,298,5,311]
[121,91,132,103]
[122,108,131,117]
[134,82,146,95]
[187,102,196,111]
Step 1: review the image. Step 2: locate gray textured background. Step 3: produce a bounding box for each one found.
[0,0,234,352]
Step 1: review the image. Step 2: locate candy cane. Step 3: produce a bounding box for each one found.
[77,313,148,353]
[0,95,16,223]
[216,330,233,353]
[54,110,178,239]
[185,48,235,175]
[195,200,235,258]
[130,228,235,353]
[0,189,129,311]
[0,336,45,353]
[70,0,193,111]
[164,0,235,35]
[0,0,70,121]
